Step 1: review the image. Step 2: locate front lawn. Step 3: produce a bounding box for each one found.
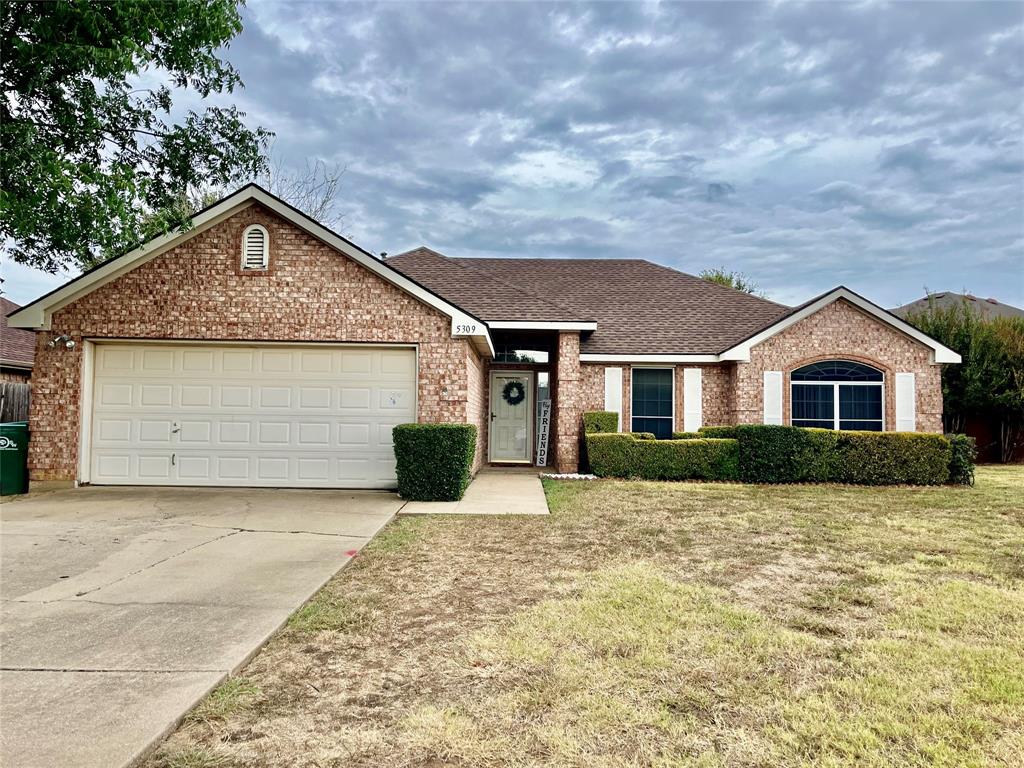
[151,467,1024,768]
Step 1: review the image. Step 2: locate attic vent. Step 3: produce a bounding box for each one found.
[241,225,269,270]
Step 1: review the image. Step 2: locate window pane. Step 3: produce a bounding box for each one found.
[793,419,834,428]
[792,360,883,382]
[792,384,833,421]
[632,369,673,419]
[840,420,883,431]
[632,417,673,439]
[839,385,882,421]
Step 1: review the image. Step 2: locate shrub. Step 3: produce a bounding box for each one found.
[736,425,952,486]
[583,411,618,434]
[834,432,951,486]
[736,425,841,484]
[697,426,740,439]
[586,433,739,481]
[947,433,977,486]
[393,424,477,501]
[631,432,656,440]
[672,431,702,440]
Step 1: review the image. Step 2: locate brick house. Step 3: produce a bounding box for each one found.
[7,185,959,489]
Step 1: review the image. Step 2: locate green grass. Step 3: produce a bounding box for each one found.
[183,677,260,725]
[286,590,377,634]
[152,746,230,768]
[146,466,1024,768]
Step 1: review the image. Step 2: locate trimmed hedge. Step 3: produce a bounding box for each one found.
[393,423,477,501]
[587,433,740,481]
[583,411,618,434]
[736,425,954,486]
[698,425,740,439]
[631,432,656,440]
[580,411,973,486]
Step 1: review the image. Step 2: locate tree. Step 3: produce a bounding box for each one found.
[699,267,762,295]
[257,154,345,230]
[905,299,1024,462]
[1,0,271,272]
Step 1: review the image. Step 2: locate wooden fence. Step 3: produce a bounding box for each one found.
[0,382,30,423]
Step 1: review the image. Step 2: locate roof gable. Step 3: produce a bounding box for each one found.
[720,286,961,364]
[7,186,493,355]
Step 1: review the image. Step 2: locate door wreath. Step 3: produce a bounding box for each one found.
[501,379,526,406]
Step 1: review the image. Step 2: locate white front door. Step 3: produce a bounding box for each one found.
[489,371,533,463]
[87,342,416,488]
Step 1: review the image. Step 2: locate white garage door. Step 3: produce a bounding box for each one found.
[88,343,416,488]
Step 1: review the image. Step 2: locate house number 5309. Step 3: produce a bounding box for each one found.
[455,323,477,334]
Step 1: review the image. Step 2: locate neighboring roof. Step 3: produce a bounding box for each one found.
[5,185,493,356]
[892,292,1024,321]
[387,251,789,355]
[720,286,961,364]
[0,297,35,370]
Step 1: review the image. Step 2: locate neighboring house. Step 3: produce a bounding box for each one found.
[7,185,959,489]
[892,292,1024,320]
[1,297,35,382]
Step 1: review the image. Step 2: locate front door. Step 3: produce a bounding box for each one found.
[489,371,533,463]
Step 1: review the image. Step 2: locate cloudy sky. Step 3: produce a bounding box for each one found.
[6,0,1023,307]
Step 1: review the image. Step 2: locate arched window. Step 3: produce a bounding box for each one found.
[791,360,883,431]
[241,224,269,270]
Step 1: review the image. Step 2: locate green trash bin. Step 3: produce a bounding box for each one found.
[0,421,30,495]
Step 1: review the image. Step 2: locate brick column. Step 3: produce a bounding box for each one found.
[554,331,582,473]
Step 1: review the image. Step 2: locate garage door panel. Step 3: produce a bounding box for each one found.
[89,344,415,488]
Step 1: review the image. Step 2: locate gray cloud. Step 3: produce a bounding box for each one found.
[11,0,1020,308]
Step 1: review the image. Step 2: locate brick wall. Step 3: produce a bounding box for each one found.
[466,346,487,472]
[735,299,943,432]
[28,203,475,481]
[553,332,582,472]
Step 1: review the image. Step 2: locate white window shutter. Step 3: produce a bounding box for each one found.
[604,367,623,431]
[683,368,703,432]
[763,371,783,425]
[895,372,916,431]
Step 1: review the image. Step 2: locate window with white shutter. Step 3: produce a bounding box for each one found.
[241,224,269,270]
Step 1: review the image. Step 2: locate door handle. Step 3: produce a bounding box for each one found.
[171,422,181,434]
[490,413,496,422]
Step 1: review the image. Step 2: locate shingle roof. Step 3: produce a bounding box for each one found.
[892,292,1024,321]
[1,297,35,368]
[386,250,789,354]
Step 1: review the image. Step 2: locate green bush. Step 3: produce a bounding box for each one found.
[736,425,952,486]
[671,431,702,440]
[697,426,740,439]
[583,411,618,434]
[630,432,656,440]
[586,433,739,481]
[947,433,976,486]
[393,423,477,501]
[736,425,840,483]
[833,431,951,486]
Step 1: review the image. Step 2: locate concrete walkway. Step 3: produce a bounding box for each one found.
[401,467,550,515]
[0,486,399,768]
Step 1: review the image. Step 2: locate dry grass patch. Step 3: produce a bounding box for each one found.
[146,466,1024,768]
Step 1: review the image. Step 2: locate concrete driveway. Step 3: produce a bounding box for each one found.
[0,486,400,768]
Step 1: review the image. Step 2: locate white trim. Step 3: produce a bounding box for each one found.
[604,367,623,431]
[895,372,916,432]
[77,340,95,485]
[683,368,703,433]
[487,321,597,331]
[7,185,494,356]
[240,223,270,270]
[488,370,534,463]
[581,353,720,363]
[630,366,675,436]
[720,287,961,364]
